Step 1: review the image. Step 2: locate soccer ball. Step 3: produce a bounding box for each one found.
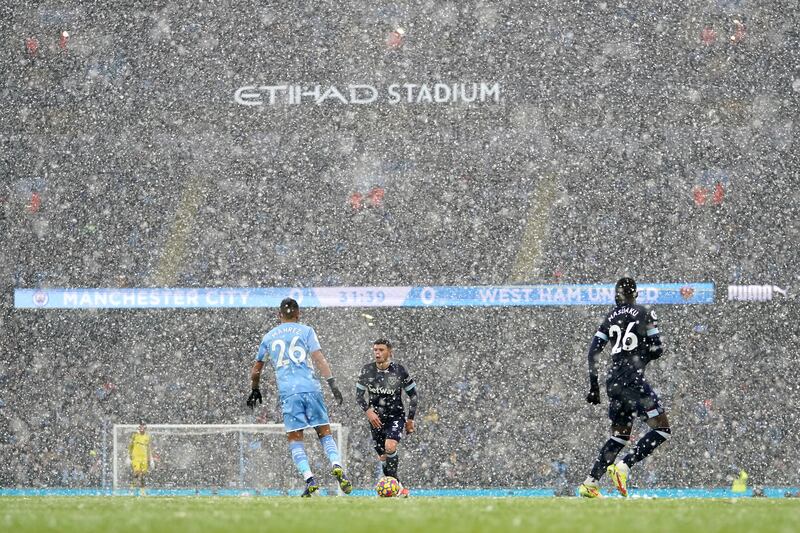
[375,476,400,497]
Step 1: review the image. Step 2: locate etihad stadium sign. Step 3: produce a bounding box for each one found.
[234,82,501,106]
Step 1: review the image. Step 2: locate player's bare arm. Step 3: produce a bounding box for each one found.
[250,360,264,388]
[311,350,343,405]
[246,360,264,408]
[310,350,333,379]
[366,408,383,428]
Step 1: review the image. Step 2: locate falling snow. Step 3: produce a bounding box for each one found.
[0,1,798,495]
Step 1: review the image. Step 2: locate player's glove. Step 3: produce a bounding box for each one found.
[326,377,344,405]
[246,389,263,409]
[586,376,601,405]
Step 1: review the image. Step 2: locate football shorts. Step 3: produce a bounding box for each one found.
[371,416,405,455]
[131,458,149,475]
[607,378,664,426]
[281,391,331,432]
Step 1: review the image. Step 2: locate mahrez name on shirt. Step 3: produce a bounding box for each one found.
[267,325,305,338]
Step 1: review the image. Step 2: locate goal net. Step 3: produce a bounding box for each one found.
[112,423,348,493]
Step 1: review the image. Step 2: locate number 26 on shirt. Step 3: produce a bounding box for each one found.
[609,322,639,354]
[272,336,307,367]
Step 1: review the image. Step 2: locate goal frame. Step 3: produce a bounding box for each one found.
[111,423,347,491]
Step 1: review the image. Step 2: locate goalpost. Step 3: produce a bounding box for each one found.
[112,423,347,493]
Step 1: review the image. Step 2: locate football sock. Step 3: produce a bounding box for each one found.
[319,434,341,467]
[622,428,671,468]
[380,460,387,477]
[289,441,313,481]
[384,451,399,479]
[590,435,628,480]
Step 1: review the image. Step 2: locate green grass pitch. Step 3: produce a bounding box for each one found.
[1,496,799,533]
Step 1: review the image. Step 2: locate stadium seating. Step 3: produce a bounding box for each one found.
[1,1,797,489]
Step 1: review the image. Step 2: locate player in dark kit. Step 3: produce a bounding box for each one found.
[356,339,418,497]
[579,278,671,498]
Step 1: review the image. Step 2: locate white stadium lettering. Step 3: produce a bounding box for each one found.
[234,82,503,106]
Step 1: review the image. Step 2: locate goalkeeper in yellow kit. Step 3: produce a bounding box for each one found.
[127,422,154,493]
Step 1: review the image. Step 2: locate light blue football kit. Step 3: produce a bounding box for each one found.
[256,322,330,431]
[253,315,351,494]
